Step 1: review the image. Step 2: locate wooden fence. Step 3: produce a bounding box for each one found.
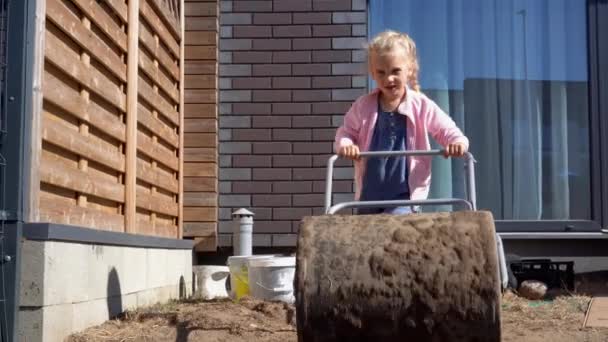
[37,0,184,238]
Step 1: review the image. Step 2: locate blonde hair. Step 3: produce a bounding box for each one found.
[366,30,420,92]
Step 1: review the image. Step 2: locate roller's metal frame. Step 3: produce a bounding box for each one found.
[324,150,509,290]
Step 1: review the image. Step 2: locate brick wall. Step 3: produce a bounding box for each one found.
[218,0,368,247]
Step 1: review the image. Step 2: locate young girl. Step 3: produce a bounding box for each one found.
[334,30,469,214]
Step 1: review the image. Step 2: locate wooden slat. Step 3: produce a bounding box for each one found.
[40,152,125,203]
[147,0,181,40]
[184,163,217,178]
[137,158,179,193]
[45,31,127,112]
[183,207,217,221]
[185,17,217,31]
[184,133,216,147]
[184,176,216,190]
[42,116,125,172]
[194,237,217,252]
[139,22,180,80]
[178,0,185,240]
[185,46,216,60]
[137,131,179,171]
[47,0,127,83]
[139,50,180,102]
[125,0,139,234]
[138,103,179,147]
[183,222,216,237]
[72,0,128,52]
[185,61,216,75]
[184,118,216,132]
[103,0,129,24]
[185,31,216,45]
[140,0,180,57]
[184,103,216,118]
[139,77,180,125]
[184,2,217,16]
[185,74,216,89]
[184,89,216,104]
[44,71,126,143]
[137,188,178,216]
[184,147,215,162]
[183,192,216,206]
[40,192,124,231]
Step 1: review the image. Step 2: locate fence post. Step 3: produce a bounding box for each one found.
[232,208,254,256]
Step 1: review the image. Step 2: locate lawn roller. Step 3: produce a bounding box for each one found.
[295,150,508,342]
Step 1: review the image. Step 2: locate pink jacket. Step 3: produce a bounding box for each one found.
[334,88,469,201]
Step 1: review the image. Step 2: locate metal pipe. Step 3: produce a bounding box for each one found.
[328,198,473,215]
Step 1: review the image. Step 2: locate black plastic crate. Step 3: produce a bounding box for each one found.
[509,259,575,291]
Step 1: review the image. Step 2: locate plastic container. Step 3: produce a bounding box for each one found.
[227,255,275,300]
[248,256,296,303]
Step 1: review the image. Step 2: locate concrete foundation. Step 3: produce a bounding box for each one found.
[18,239,192,341]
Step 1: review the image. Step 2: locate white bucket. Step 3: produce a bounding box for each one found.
[248,256,296,303]
[227,255,275,300]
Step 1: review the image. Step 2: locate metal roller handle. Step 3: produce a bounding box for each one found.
[324,149,477,214]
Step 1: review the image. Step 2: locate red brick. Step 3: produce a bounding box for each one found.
[254,13,292,25]
[272,51,311,63]
[273,0,312,12]
[272,181,312,193]
[252,38,291,50]
[333,12,366,23]
[273,25,312,38]
[331,63,366,75]
[252,64,292,76]
[313,24,351,37]
[232,51,272,64]
[233,1,272,12]
[293,89,331,102]
[313,154,353,167]
[312,101,352,114]
[233,25,272,38]
[332,88,366,101]
[312,76,351,88]
[252,195,292,207]
[272,77,311,89]
[312,50,351,63]
[292,38,331,50]
[253,89,292,102]
[220,38,253,50]
[252,116,292,128]
[232,181,273,193]
[232,128,272,141]
[233,103,271,115]
[272,102,311,115]
[254,221,293,233]
[272,128,311,141]
[273,208,312,220]
[332,37,367,49]
[293,168,324,180]
[292,63,331,76]
[233,155,272,167]
[232,77,272,89]
[293,141,332,154]
[292,12,331,24]
[293,194,325,206]
[273,155,312,167]
[312,128,338,141]
[313,180,353,193]
[293,115,331,127]
[253,142,292,154]
[253,168,292,180]
[313,0,351,11]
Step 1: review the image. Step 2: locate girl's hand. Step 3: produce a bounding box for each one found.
[338,145,361,160]
[443,143,467,158]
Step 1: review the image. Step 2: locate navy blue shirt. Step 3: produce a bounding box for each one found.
[358,101,410,214]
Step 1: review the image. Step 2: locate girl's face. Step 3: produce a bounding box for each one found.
[369,49,409,102]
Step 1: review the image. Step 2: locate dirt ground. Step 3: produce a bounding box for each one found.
[68,290,608,342]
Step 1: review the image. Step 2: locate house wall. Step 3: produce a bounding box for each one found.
[182,0,220,251]
[37,0,184,238]
[216,0,368,247]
